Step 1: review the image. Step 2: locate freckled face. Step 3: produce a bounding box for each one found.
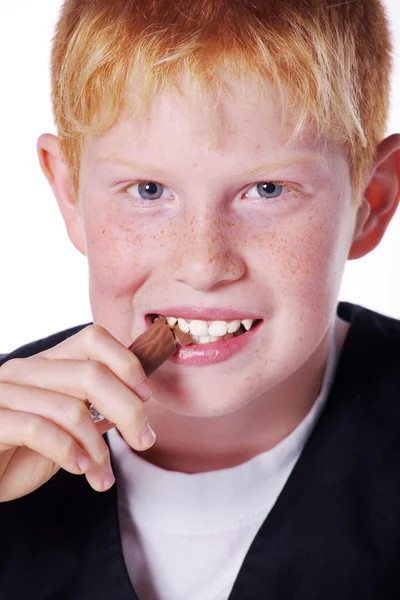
[77,75,358,416]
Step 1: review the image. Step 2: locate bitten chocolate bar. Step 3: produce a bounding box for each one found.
[86,317,192,423]
[128,316,192,376]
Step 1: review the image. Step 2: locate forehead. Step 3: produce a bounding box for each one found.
[86,70,329,164]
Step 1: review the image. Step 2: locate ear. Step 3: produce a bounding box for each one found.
[348,133,400,260]
[37,134,87,256]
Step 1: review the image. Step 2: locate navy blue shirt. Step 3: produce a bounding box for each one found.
[1,302,400,599]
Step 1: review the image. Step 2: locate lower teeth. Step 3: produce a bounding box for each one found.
[191,330,244,344]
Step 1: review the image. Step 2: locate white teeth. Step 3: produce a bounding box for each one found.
[189,320,209,336]
[199,335,211,344]
[167,315,256,336]
[210,336,219,342]
[227,320,241,333]
[208,321,228,337]
[177,318,190,333]
[241,319,254,331]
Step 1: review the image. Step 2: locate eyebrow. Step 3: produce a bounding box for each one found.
[98,153,326,177]
[243,155,326,178]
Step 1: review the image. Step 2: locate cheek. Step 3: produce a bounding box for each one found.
[243,201,352,304]
[84,206,165,295]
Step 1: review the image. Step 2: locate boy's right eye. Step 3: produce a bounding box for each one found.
[124,181,173,202]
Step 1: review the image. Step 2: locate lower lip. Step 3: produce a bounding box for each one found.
[169,321,263,367]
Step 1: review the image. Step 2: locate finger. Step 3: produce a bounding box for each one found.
[0,406,115,494]
[0,360,155,452]
[0,407,92,478]
[28,324,153,402]
[0,379,113,469]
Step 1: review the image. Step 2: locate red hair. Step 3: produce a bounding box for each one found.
[51,0,394,205]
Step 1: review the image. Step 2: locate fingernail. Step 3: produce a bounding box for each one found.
[137,378,153,402]
[103,472,116,490]
[78,454,91,473]
[141,423,157,449]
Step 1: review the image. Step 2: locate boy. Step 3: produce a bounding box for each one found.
[1,0,400,598]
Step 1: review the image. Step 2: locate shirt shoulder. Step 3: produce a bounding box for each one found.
[338,301,400,362]
[328,302,400,446]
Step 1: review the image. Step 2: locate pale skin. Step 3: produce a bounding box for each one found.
[0,73,399,502]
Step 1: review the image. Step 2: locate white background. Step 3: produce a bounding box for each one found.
[0,1,399,353]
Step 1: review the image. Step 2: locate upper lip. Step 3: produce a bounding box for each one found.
[146,308,263,321]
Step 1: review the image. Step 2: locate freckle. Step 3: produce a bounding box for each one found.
[161,229,164,234]
[102,229,106,234]
[208,257,214,263]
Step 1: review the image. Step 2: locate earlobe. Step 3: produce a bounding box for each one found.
[348,133,400,260]
[37,134,87,257]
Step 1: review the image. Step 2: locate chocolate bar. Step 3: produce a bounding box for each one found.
[86,317,193,423]
[128,316,192,376]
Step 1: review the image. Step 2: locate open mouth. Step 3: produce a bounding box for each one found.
[148,314,262,345]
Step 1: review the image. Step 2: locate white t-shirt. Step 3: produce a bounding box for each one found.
[107,317,347,600]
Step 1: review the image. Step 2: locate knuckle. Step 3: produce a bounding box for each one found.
[0,358,21,382]
[25,415,46,441]
[58,436,77,465]
[126,404,147,430]
[83,324,108,348]
[65,400,90,427]
[97,445,111,464]
[120,355,144,382]
[86,360,111,385]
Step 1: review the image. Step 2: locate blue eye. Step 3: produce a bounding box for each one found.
[246,182,284,200]
[137,182,165,200]
[123,181,172,202]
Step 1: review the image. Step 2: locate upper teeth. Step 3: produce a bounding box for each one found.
[165,317,254,337]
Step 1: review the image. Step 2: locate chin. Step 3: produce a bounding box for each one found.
[148,369,272,419]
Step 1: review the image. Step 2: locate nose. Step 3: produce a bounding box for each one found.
[170,208,246,292]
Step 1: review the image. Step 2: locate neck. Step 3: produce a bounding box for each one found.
[135,318,349,474]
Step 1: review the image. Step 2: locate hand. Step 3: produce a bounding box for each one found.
[0,325,155,502]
